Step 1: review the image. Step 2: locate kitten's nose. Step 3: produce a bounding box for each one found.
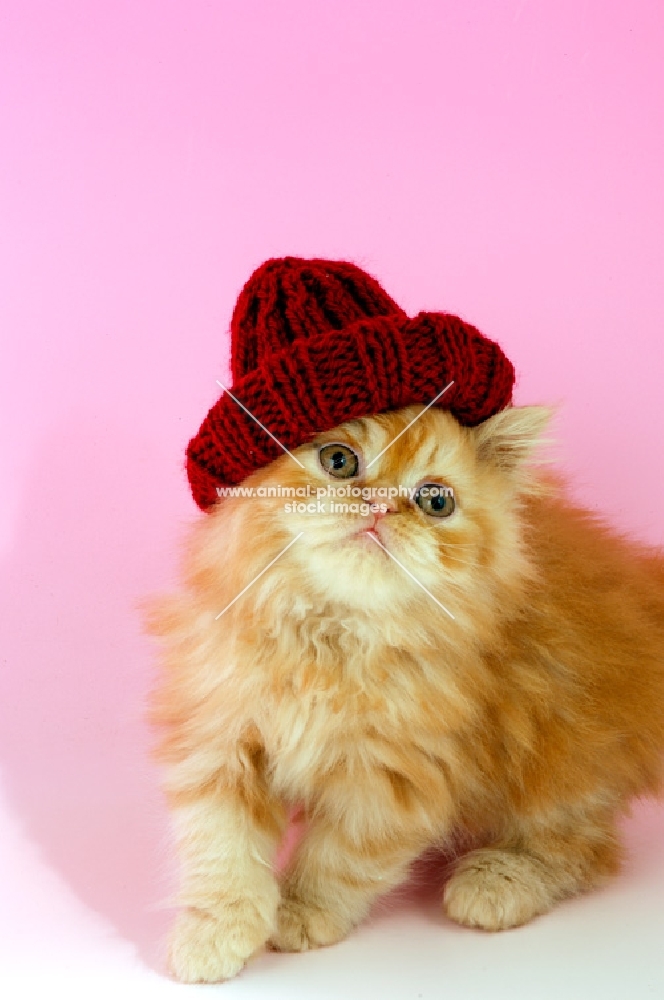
[358,503,396,540]
[370,502,396,525]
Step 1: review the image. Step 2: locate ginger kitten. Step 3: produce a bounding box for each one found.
[144,404,664,983]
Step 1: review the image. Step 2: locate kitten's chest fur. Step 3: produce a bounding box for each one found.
[250,613,472,805]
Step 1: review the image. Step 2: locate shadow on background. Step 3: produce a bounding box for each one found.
[0,411,192,972]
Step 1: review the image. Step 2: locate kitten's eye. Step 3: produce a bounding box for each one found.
[319,443,359,479]
[414,483,456,518]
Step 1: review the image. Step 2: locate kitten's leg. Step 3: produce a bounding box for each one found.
[443,808,623,931]
[165,749,288,983]
[270,812,432,952]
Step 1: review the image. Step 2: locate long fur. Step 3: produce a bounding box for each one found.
[142,405,664,983]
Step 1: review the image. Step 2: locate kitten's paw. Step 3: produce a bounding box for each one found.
[269,895,351,952]
[443,849,555,931]
[168,904,271,983]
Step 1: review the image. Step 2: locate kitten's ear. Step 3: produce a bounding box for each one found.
[473,405,553,474]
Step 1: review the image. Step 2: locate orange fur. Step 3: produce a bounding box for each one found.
[143,405,664,982]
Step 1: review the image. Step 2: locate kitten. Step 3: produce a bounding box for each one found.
[143,404,664,983]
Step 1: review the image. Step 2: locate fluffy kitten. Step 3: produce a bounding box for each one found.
[143,404,664,983]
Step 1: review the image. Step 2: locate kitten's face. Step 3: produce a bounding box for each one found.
[214,404,549,617]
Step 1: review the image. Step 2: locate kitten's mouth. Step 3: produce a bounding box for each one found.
[353,524,388,553]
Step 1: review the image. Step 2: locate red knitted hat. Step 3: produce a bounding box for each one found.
[186,257,515,511]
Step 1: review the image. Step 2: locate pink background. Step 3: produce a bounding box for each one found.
[1,2,663,995]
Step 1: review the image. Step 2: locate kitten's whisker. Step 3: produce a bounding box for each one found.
[366,533,455,620]
[440,557,475,570]
[215,531,305,620]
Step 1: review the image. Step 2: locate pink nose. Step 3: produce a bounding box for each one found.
[370,502,396,525]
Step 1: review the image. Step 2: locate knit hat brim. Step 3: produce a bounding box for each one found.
[186,310,515,511]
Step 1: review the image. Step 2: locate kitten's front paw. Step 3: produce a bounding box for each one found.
[269,895,352,952]
[168,904,272,983]
[443,849,554,931]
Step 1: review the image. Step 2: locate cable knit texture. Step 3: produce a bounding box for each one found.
[186,257,516,511]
